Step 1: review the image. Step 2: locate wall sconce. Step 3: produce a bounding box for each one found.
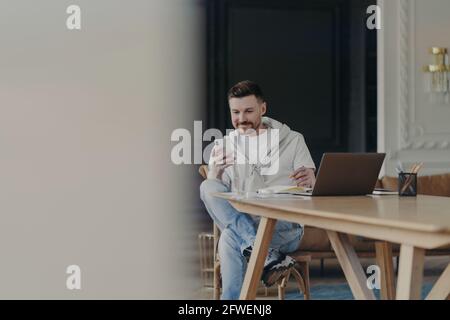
[423,47,450,104]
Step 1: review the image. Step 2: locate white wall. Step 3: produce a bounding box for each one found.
[378,0,450,176]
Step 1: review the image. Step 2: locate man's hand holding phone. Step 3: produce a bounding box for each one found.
[207,139,235,180]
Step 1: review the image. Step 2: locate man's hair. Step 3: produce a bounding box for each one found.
[227,80,265,102]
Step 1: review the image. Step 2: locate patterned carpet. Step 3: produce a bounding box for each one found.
[285,282,434,300]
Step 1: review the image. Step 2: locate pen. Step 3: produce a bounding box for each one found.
[289,166,306,179]
[396,160,404,174]
[400,162,423,194]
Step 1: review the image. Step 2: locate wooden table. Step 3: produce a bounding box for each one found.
[215,193,450,300]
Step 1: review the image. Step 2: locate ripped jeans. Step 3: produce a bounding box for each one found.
[200,179,303,300]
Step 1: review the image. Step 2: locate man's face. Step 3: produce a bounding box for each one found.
[229,95,267,134]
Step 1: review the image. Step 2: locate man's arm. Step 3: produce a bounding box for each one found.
[290,134,316,188]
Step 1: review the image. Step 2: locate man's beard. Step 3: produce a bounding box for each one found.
[237,120,262,135]
[238,122,253,129]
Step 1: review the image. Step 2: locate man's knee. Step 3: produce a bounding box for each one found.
[200,179,228,202]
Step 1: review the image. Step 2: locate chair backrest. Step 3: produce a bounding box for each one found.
[199,165,208,180]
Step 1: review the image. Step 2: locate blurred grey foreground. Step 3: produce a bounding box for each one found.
[0,0,203,299]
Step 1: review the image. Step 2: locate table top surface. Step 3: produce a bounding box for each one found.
[215,193,450,233]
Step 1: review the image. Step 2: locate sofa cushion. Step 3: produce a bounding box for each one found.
[381,173,450,197]
[299,227,331,251]
[299,228,403,252]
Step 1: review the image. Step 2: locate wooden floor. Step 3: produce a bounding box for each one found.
[192,255,450,299]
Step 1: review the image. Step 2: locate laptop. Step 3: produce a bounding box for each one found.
[297,153,386,196]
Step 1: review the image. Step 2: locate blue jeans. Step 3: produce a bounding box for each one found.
[200,179,303,300]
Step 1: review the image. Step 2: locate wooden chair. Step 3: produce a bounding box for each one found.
[199,165,311,300]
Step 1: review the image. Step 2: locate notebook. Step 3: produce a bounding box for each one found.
[372,188,398,195]
[257,185,313,196]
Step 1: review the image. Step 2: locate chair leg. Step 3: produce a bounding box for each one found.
[278,285,285,300]
[277,270,291,300]
[293,262,311,300]
[298,261,311,300]
[291,267,307,299]
[395,255,400,276]
[213,262,221,300]
[213,223,221,300]
[276,260,312,301]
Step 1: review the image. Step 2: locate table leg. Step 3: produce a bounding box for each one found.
[239,217,277,300]
[327,231,376,300]
[396,244,425,300]
[375,241,396,300]
[426,263,450,300]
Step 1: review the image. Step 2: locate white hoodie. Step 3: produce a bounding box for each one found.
[209,117,315,192]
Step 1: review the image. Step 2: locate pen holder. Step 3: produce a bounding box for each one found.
[398,172,417,197]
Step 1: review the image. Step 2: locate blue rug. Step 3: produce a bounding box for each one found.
[285,282,434,300]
